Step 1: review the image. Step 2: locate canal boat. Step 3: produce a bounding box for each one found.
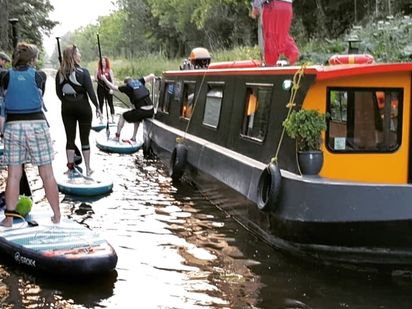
[143,52,412,273]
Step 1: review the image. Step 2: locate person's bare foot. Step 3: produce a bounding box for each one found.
[0,217,12,227]
[51,214,60,224]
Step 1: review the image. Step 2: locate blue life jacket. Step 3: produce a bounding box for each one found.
[5,67,42,114]
[127,79,149,102]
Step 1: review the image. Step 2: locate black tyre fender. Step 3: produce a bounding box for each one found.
[169,143,187,181]
[256,162,282,211]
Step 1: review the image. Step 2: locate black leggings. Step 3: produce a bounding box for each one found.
[61,97,92,151]
[97,84,114,115]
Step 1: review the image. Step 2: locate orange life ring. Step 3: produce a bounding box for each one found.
[208,60,262,69]
[328,54,374,65]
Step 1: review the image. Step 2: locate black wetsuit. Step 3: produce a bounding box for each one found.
[119,78,153,123]
[55,66,98,151]
[96,69,114,116]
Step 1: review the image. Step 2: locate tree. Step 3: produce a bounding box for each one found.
[0,0,9,51]
[2,0,57,51]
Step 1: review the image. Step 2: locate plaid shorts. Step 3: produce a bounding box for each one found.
[3,120,55,166]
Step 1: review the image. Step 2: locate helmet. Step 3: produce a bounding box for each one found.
[188,47,211,69]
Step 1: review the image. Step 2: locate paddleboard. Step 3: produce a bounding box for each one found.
[96,131,143,154]
[0,208,118,276]
[56,169,113,196]
[0,141,3,155]
[91,122,117,132]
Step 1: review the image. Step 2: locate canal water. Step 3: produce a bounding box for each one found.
[1,72,412,308]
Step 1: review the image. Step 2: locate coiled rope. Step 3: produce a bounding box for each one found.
[271,63,307,164]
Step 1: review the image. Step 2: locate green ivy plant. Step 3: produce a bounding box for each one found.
[283,109,327,152]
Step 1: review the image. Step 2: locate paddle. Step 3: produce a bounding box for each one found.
[56,37,83,166]
[73,166,94,181]
[96,34,110,141]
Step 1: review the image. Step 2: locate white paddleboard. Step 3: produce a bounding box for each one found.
[96,130,142,154]
[0,207,117,276]
[56,170,113,196]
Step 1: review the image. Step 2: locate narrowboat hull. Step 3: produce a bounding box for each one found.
[144,61,412,273]
[144,119,412,273]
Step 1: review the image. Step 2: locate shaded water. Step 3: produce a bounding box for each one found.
[1,72,412,308]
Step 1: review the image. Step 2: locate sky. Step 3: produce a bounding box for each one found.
[43,0,116,56]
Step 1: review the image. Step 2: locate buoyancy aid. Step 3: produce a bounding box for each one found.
[128,79,149,102]
[5,67,42,114]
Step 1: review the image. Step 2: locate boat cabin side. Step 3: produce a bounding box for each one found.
[306,66,411,184]
[153,65,412,184]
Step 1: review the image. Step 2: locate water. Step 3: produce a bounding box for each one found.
[1,72,412,308]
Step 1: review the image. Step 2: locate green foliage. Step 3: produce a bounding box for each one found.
[283,109,327,152]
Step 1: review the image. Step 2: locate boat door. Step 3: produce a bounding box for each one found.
[151,77,162,113]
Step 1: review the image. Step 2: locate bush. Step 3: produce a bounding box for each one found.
[283,109,327,152]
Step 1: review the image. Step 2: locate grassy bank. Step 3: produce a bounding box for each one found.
[85,46,262,81]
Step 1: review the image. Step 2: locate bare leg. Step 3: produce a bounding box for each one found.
[1,165,23,227]
[82,149,93,176]
[115,114,126,140]
[131,121,140,141]
[38,165,60,224]
[66,149,75,164]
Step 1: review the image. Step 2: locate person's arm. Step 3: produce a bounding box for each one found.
[143,73,156,84]
[82,68,100,111]
[55,72,64,101]
[36,70,47,96]
[100,74,119,91]
[250,0,261,18]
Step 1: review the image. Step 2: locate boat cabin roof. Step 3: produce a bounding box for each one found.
[164,62,412,81]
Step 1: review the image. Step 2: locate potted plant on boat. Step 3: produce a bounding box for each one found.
[283,108,327,175]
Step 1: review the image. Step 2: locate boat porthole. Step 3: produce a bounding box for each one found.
[169,143,187,181]
[256,163,282,211]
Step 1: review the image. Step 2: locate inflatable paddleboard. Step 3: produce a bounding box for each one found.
[91,122,117,132]
[96,131,143,154]
[56,169,113,196]
[0,208,118,276]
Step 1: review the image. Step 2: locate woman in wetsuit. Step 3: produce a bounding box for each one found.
[55,45,100,176]
[96,56,115,123]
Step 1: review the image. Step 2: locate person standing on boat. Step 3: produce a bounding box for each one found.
[55,45,101,176]
[99,73,155,142]
[0,43,60,227]
[95,56,115,123]
[0,51,11,136]
[251,0,299,66]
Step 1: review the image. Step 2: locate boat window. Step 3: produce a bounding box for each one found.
[181,82,196,119]
[241,85,272,142]
[327,87,403,153]
[158,80,173,113]
[202,83,224,128]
